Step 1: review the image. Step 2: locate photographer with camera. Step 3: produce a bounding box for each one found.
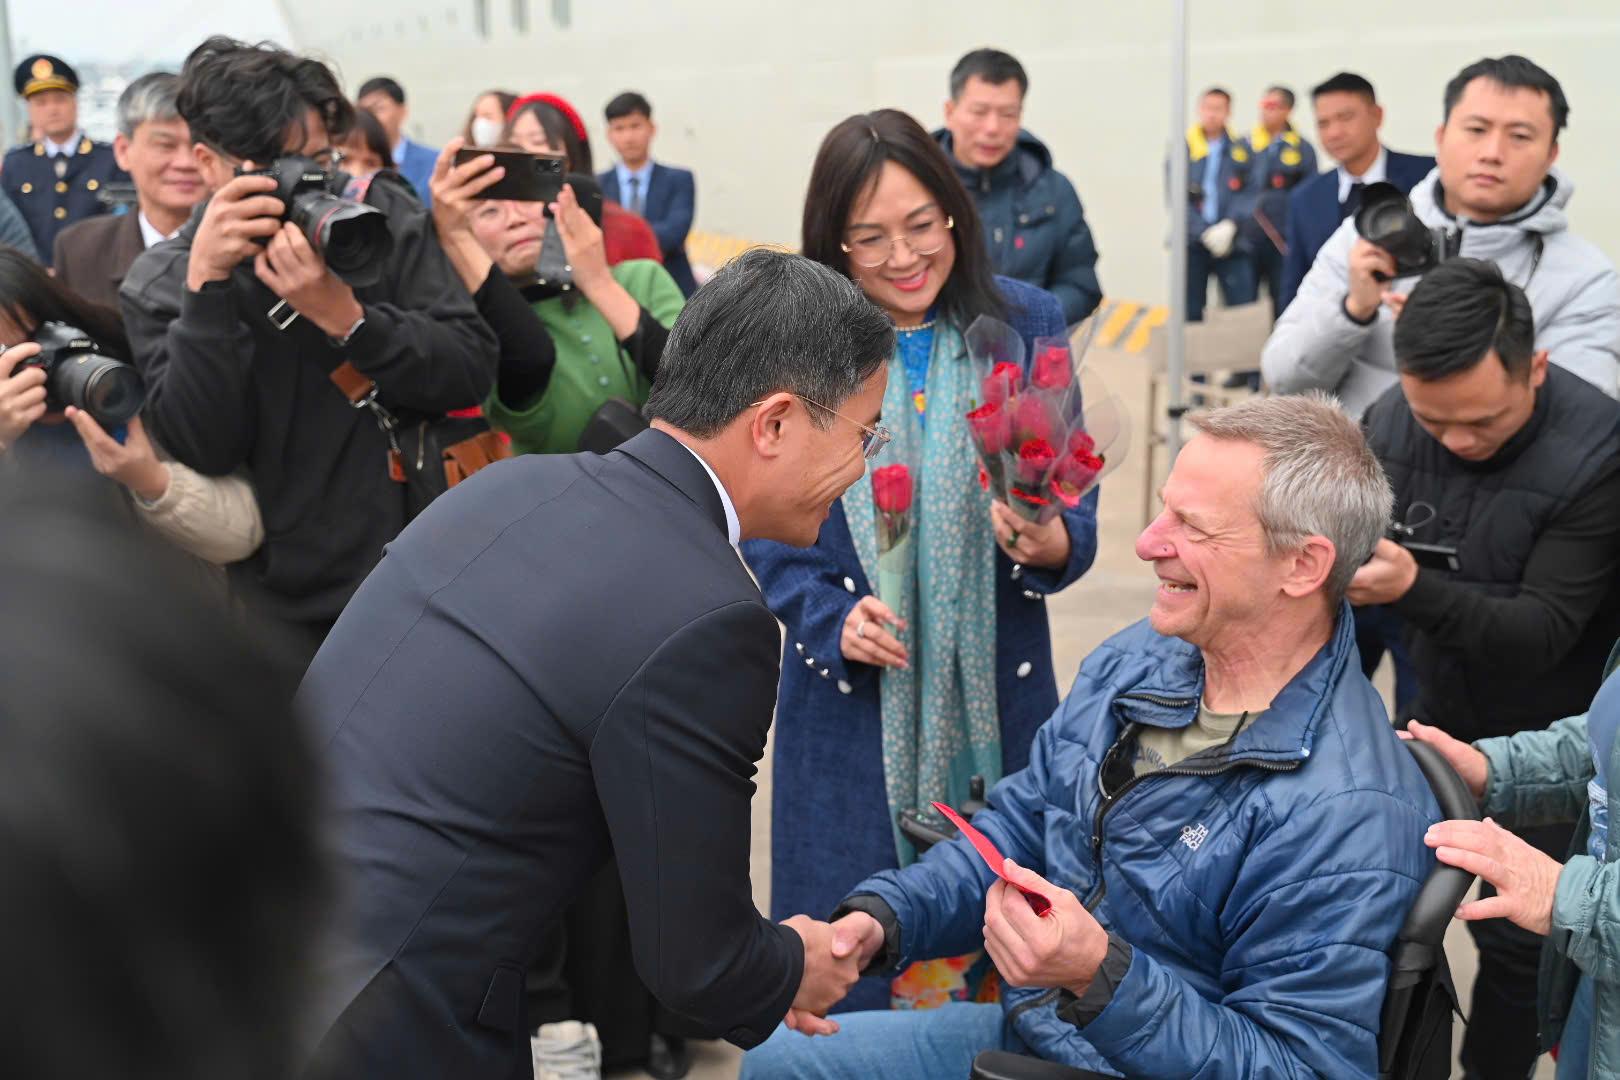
[1263,55,1620,419]
[120,37,498,661]
[0,248,262,565]
[1351,257,1620,1079]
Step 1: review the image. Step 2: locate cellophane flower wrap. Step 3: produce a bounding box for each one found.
[871,463,915,625]
[963,315,1132,524]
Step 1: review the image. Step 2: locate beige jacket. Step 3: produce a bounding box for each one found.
[135,459,262,565]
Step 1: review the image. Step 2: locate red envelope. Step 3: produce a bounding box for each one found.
[931,801,1053,916]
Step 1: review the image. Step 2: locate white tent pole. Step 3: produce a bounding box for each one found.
[1167,0,1189,460]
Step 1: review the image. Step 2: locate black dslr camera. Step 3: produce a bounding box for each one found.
[1354,182,1460,281]
[236,156,393,287]
[14,323,145,428]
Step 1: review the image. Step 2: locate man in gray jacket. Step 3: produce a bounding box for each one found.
[1262,55,1620,418]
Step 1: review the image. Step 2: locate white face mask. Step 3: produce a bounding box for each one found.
[470,116,504,148]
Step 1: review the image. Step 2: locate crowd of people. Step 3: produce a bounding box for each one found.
[2,28,1620,1080]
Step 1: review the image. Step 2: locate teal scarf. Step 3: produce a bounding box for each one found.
[845,321,1003,867]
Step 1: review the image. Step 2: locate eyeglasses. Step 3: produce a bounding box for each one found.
[310,147,348,172]
[751,395,892,460]
[841,215,954,269]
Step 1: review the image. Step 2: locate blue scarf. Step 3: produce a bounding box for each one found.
[845,320,1003,866]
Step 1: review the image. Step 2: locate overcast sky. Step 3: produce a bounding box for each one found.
[10,0,292,65]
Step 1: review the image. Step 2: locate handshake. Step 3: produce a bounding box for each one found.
[779,910,887,1036]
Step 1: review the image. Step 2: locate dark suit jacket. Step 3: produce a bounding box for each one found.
[1278,148,1434,312]
[298,428,801,1079]
[599,162,697,295]
[53,209,144,311]
[1,137,127,264]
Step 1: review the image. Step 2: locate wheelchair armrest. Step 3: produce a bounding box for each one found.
[898,806,957,853]
[1398,740,1481,948]
[970,1050,1116,1080]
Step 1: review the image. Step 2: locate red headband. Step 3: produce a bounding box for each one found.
[506,92,588,143]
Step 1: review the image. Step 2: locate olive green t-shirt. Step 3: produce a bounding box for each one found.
[1133,700,1262,777]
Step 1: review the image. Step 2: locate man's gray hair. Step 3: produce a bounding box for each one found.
[646,247,895,438]
[1187,392,1392,605]
[116,72,182,139]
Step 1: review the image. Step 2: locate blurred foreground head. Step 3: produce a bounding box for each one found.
[0,475,324,1080]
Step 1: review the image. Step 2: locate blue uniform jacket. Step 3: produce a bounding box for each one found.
[935,129,1101,326]
[1279,148,1435,311]
[849,607,1440,1075]
[742,278,1098,1010]
[2,135,125,265]
[1178,127,1251,246]
[1233,124,1318,258]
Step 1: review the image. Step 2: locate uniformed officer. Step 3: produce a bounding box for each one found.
[1236,85,1319,314]
[1182,86,1257,322]
[2,54,127,266]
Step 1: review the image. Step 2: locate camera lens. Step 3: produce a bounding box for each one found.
[290,192,393,288]
[49,353,145,427]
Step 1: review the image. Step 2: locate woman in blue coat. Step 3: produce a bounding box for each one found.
[743,109,1098,1013]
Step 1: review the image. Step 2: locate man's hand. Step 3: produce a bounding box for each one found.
[991,499,1070,570]
[254,221,364,338]
[1199,219,1237,258]
[1427,817,1563,936]
[186,170,284,291]
[66,411,169,501]
[1345,238,1398,322]
[1347,537,1418,606]
[781,914,862,1037]
[841,594,909,670]
[982,860,1109,996]
[1399,720,1488,801]
[549,183,612,288]
[0,342,46,449]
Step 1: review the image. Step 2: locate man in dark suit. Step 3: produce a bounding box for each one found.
[600,91,697,295]
[298,248,895,1079]
[2,53,127,265]
[54,72,203,310]
[1278,72,1434,313]
[357,76,438,207]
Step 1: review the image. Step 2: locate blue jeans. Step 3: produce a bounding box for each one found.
[740,1003,1027,1080]
[1555,975,1594,1080]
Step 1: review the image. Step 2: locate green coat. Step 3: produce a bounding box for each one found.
[1478,645,1620,1078]
[487,259,685,455]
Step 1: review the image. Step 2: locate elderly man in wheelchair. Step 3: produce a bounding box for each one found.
[743,394,1457,1080]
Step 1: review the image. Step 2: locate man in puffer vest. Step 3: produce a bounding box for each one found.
[742,393,1440,1079]
[1351,257,1620,1079]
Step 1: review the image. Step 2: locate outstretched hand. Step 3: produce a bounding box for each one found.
[1427,817,1563,935]
[781,912,869,1037]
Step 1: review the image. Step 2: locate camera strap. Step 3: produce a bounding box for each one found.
[328,361,408,482]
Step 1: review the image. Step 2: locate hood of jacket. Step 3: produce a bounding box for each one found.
[1411,164,1573,243]
[934,127,1053,193]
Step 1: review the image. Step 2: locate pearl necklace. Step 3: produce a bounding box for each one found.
[895,319,935,333]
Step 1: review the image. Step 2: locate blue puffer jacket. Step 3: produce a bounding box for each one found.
[847,606,1440,1075]
[936,128,1102,326]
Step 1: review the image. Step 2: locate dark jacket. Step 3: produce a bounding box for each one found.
[119,174,498,636]
[53,207,144,310]
[297,429,802,1079]
[1232,123,1318,259]
[1365,364,1620,742]
[599,163,697,296]
[1,135,125,263]
[936,129,1101,325]
[842,608,1438,1074]
[1279,148,1433,312]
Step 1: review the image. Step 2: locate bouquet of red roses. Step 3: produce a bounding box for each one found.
[963,316,1129,524]
[871,463,914,622]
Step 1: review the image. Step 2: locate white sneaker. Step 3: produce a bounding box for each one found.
[531,1019,602,1080]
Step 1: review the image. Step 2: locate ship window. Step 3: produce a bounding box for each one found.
[551,0,571,29]
[513,0,529,31]
[472,0,489,36]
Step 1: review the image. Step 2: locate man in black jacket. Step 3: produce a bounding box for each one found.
[297,248,894,1079]
[1352,257,1620,1080]
[120,38,497,661]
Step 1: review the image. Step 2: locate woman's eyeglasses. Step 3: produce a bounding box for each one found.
[841,215,954,269]
[751,395,892,460]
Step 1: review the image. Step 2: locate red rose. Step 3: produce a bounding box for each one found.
[871,463,913,514]
[1053,448,1105,506]
[1031,345,1072,391]
[1067,428,1096,456]
[982,362,1023,407]
[1013,393,1059,445]
[978,464,990,491]
[966,401,1012,455]
[1015,438,1057,486]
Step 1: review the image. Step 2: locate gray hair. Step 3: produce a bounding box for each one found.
[1187,392,1392,606]
[646,247,895,438]
[116,72,182,139]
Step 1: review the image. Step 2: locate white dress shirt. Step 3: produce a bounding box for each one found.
[42,131,82,158]
[1337,146,1389,204]
[678,440,740,547]
[137,211,179,250]
[614,160,655,209]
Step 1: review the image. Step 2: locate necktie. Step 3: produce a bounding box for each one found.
[1340,181,1365,222]
[52,152,67,180]
[626,175,644,216]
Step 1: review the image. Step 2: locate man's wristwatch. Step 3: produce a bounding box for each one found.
[327,314,366,349]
